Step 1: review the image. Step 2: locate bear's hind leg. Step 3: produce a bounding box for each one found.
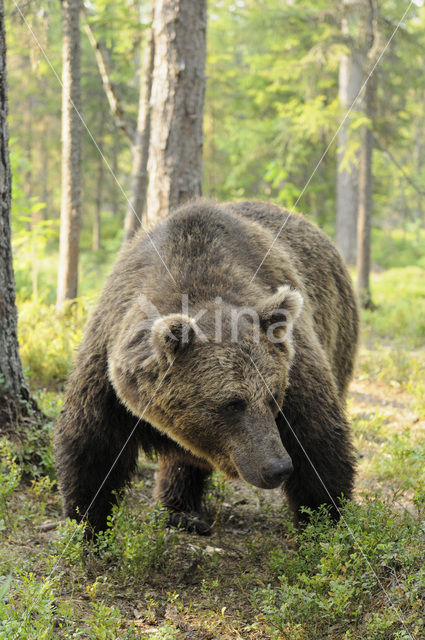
[154,457,212,535]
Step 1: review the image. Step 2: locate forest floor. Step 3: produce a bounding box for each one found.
[1,266,425,640]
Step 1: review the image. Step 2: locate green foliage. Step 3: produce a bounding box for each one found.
[17,419,56,480]
[372,227,425,270]
[0,439,21,532]
[362,266,425,348]
[17,298,89,389]
[12,215,57,303]
[0,573,57,640]
[257,500,425,639]
[205,0,340,221]
[53,518,87,567]
[97,498,181,579]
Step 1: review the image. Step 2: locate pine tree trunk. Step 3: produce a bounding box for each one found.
[93,156,103,251]
[57,0,82,311]
[93,106,106,251]
[111,129,119,216]
[356,0,376,309]
[357,83,374,308]
[24,93,33,215]
[416,112,423,222]
[146,0,207,224]
[0,3,33,433]
[335,1,363,265]
[123,27,155,243]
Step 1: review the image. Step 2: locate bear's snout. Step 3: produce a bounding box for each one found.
[261,458,293,488]
[229,412,293,490]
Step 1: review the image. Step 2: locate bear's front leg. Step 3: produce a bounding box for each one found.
[154,456,212,535]
[277,343,356,526]
[55,361,141,534]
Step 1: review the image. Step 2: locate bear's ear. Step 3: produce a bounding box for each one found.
[150,313,196,365]
[257,285,303,343]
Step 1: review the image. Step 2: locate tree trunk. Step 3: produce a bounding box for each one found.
[24,92,33,215]
[123,26,154,243]
[0,2,33,433]
[111,129,119,216]
[356,0,377,309]
[335,1,363,265]
[93,107,106,251]
[356,82,374,308]
[146,0,207,224]
[57,0,82,311]
[40,117,50,218]
[416,111,423,222]
[92,158,103,252]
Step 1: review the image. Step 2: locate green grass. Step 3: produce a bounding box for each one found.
[362,265,425,349]
[3,242,425,639]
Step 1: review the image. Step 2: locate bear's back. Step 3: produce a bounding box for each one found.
[99,200,358,394]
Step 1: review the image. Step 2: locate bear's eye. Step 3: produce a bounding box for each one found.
[222,398,246,414]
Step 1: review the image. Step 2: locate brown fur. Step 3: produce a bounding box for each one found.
[54,200,359,533]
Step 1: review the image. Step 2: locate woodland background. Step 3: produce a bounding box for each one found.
[0,0,425,638]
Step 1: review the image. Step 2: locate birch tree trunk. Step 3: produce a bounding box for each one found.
[57,0,82,311]
[0,2,33,433]
[335,0,363,265]
[146,0,207,224]
[123,27,155,243]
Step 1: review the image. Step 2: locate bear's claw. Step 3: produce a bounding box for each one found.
[167,511,211,536]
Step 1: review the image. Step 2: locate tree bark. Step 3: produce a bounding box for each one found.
[335,0,363,265]
[111,129,119,216]
[57,0,82,311]
[93,106,106,251]
[416,111,423,222]
[356,81,374,308]
[40,116,50,218]
[0,2,33,433]
[356,0,377,309]
[123,27,154,243]
[146,0,207,224]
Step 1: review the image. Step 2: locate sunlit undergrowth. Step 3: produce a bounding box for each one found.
[362,266,425,349]
[1,455,425,639]
[372,227,425,271]
[2,264,423,638]
[18,298,90,391]
[257,501,425,640]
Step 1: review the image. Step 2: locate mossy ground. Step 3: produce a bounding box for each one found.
[1,264,424,639]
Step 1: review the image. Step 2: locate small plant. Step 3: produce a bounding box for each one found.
[52,518,86,567]
[0,572,57,640]
[101,501,180,578]
[257,499,423,639]
[85,601,124,640]
[0,439,21,531]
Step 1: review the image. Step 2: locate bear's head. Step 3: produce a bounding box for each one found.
[108,286,303,489]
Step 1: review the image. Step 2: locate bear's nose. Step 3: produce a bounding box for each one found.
[261,459,293,487]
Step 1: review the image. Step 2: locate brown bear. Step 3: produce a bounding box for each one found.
[55,200,358,535]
